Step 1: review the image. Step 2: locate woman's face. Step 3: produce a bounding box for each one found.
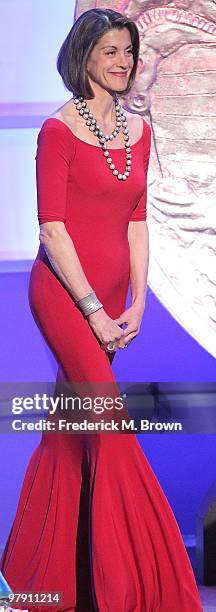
[86,27,134,94]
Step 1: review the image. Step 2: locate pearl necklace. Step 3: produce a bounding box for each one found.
[72,95,132,181]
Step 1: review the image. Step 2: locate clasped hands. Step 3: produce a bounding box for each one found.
[101,302,144,353]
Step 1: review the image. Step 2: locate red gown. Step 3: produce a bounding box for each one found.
[0,118,202,611]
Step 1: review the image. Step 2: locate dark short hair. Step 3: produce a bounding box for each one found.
[57,8,140,99]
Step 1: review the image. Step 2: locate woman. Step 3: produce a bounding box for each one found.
[0,8,202,612]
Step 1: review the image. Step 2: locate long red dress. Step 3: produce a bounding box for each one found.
[0,118,202,611]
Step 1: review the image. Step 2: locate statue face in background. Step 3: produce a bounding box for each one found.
[75,0,216,357]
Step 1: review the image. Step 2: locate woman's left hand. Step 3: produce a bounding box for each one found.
[114,302,145,348]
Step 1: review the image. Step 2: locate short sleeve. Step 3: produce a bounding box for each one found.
[35,122,74,224]
[129,121,151,222]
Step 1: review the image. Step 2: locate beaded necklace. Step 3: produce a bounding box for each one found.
[73,95,132,181]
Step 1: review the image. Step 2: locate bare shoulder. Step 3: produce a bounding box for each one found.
[49,99,77,125]
[124,110,143,124]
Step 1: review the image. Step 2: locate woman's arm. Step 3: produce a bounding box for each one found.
[127,220,149,311]
[114,221,149,343]
[113,120,151,343]
[127,120,151,310]
[39,221,94,302]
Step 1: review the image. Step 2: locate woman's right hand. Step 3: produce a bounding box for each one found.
[87,307,126,351]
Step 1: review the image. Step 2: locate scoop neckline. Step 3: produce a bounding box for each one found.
[43,116,145,150]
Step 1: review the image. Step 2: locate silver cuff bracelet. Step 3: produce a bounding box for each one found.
[75,291,103,317]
